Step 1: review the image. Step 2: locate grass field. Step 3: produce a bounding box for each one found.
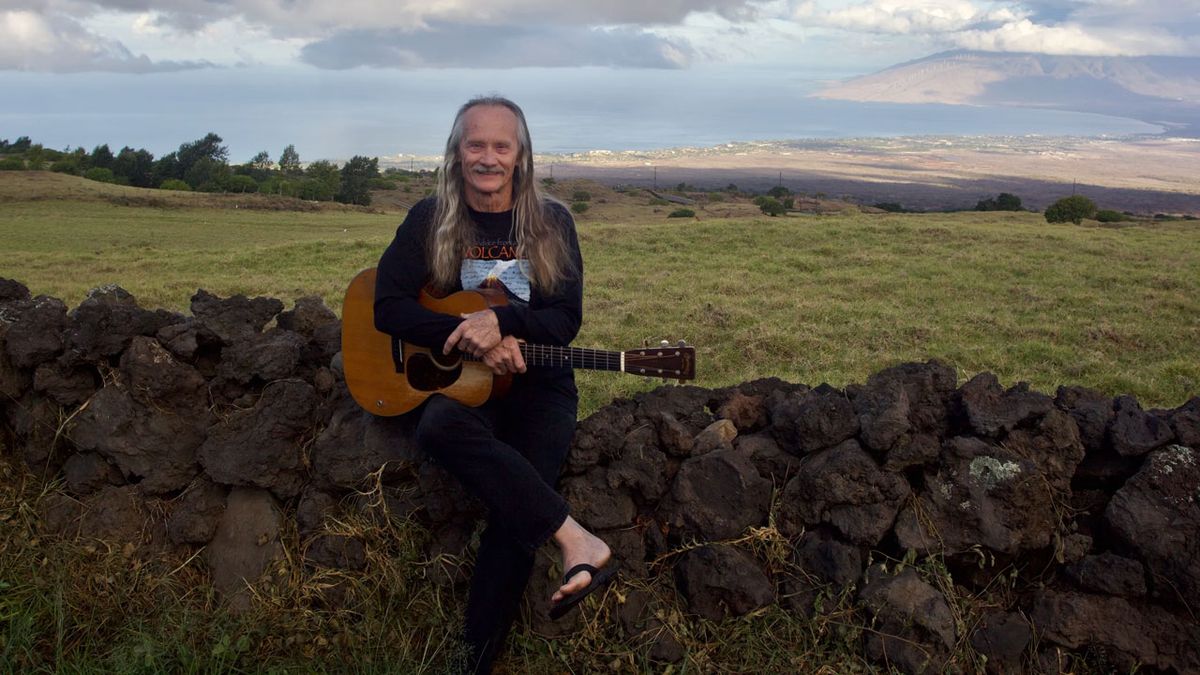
[3,171,1197,413]
[2,171,1198,672]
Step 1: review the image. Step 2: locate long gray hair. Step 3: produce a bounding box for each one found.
[429,96,573,294]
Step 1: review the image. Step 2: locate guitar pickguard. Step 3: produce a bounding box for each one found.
[406,350,464,391]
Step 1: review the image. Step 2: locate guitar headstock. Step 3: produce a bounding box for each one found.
[623,340,695,382]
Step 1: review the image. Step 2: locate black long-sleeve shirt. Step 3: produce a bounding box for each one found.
[373,197,584,351]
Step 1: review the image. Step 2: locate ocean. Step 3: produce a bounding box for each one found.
[0,65,1164,162]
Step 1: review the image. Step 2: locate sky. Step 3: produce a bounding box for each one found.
[1,0,1197,159]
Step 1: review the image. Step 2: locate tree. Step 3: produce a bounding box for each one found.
[1044,195,1097,224]
[226,175,258,193]
[250,151,273,171]
[976,192,1023,211]
[112,147,155,187]
[184,156,231,191]
[176,132,228,179]
[304,160,341,201]
[279,145,301,175]
[758,197,786,216]
[336,155,379,206]
[89,144,115,170]
[767,185,791,199]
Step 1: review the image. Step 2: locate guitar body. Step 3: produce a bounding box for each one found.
[342,268,511,416]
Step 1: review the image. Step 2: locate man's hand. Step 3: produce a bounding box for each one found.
[480,336,526,376]
[443,309,502,357]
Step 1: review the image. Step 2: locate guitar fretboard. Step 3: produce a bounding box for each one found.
[462,344,623,371]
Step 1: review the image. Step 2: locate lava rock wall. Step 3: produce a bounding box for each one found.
[1,277,1198,673]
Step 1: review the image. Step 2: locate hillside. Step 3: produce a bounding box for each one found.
[817,51,1200,136]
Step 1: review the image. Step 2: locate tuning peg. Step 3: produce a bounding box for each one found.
[677,339,687,347]
[660,339,670,347]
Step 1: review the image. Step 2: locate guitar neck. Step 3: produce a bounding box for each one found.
[466,344,624,372]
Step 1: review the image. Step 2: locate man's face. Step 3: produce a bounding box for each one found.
[459,105,521,207]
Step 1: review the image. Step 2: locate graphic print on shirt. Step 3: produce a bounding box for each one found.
[460,239,531,303]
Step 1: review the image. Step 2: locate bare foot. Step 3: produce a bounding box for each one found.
[550,516,611,604]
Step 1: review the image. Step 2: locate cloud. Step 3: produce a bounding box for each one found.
[299,23,694,69]
[793,0,1200,56]
[0,9,211,72]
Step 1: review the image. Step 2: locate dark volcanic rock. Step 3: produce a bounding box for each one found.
[853,377,911,453]
[1055,385,1114,453]
[167,478,228,545]
[204,487,283,611]
[606,432,670,503]
[296,486,337,536]
[895,435,1069,556]
[79,485,147,543]
[33,362,98,407]
[119,336,206,410]
[957,373,1053,438]
[216,328,307,385]
[61,285,179,364]
[310,396,422,490]
[970,611,1031,675]
[1109,395,1175,457]
[156,321,201,361]
[777,440,909,546]
[883,433,940,472]
[190,289,282,344]
[1031,589,1200,673]
[1066,553,1147,597]
[870,360,958,434]
[659,447,771,542]
[70,385,204,494]
[62,452,123,495]
[0,278,32,303]
[563,467,637,530]
[675,545,774,621]
[769,388,859,455]
[715,390,768,432]
[566,399,636,473]
[859,567,956,675]
[276,295,338,337]
[4,295,68,368]
[734,432,800,483]
[1105,445,1200,609]
[305,534,367,571]
[1170,397,1200,447]
[199,379,318,499]
[794,528,865,586]
[6,391,63,474]
[0,322,33,401]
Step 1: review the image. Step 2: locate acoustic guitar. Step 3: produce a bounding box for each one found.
[341,268,696,416]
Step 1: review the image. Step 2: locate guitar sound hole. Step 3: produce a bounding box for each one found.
[407,352,463,391]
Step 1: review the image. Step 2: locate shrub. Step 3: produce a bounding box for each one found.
[571,190,591,202]
[1095,209,1125,223]
[873,202,907,213]
[767,185,791,199]
[541,177,556,187]
[226,175,258,193]
[296,178,335,201]
[758,197,786,216]
[976,192,1022,211]
[571,202,589,214]
[50,158,81,174]
[1044,195,1097,224]
[83,167,116,183]
[368,177,398,190]
[0,158,25,171]
[668,208,695,218]
[159,178,192,191]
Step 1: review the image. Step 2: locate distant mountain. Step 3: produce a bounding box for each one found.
[817,51,1200,135]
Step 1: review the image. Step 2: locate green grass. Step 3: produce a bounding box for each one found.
[3,182,1198,414]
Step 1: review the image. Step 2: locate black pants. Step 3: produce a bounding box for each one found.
[414,372,578,674]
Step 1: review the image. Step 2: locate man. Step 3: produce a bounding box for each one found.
[373,96,617,673]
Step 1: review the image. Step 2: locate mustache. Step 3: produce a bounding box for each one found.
[471,167,505,175]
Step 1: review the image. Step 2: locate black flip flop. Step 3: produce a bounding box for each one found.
[548,559,621,620]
